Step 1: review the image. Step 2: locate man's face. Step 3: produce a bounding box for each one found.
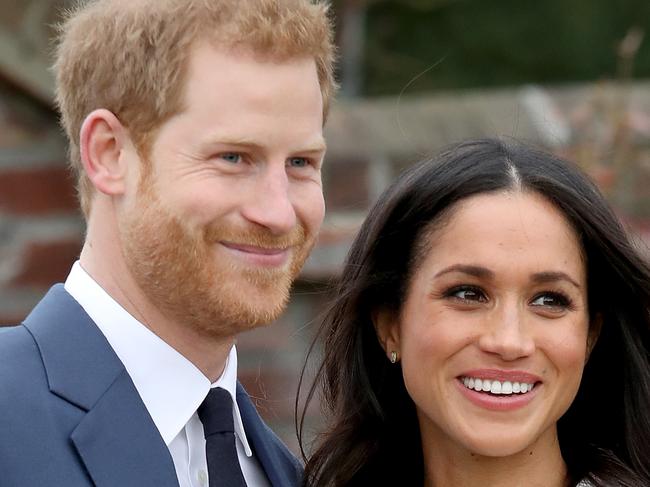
[119,42,326,338]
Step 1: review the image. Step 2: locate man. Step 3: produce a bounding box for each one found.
[0,0,335,486]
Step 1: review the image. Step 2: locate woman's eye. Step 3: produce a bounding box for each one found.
[219,153,241,164]
[530,292,570,309]
[448,286,487,303]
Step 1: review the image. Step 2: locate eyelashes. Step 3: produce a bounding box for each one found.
[444,285,487,303]
[440,285,576,312]
[530,291,575,310]
[214,152,319,169]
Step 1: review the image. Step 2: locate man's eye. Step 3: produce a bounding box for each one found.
[530,292,570,308]
[219,153,241,164]
[447,286,487,303]
[288,157,309,168]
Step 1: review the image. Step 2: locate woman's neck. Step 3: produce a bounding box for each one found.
[422,429,568,487]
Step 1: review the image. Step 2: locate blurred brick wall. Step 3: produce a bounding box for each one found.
[0,80,83,325]
[0,0,649,460]
[1,78,650,455]
[0,0,649,451]
[2,79,650,454]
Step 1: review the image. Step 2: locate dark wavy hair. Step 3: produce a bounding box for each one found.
[298,138,650,486]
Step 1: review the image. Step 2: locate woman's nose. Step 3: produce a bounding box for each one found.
[477,304,535,361]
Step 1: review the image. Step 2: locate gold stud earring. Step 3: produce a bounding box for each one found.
[390,351,398,364]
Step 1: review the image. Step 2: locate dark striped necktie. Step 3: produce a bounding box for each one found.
[197,387,247,487]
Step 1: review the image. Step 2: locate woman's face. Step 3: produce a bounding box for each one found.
[378,190,592,458]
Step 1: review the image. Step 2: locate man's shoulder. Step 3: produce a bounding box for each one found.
[0,286,71,384]
[0,323,49,397]
[0,285,80,400]
[0,324,42,370]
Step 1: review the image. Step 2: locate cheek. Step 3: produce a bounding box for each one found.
[171,182,241,223]
[400,303,474,361]
[539,321,589,389]
[399,314,468,396]
[293,185,324,234]
[557,319,589,361]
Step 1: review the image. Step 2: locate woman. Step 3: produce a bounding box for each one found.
[299,138,650,486]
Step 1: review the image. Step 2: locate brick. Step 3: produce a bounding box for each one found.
[0,166,78,215]
[0,317,23,327]
[585,166,617,193]
[10,239,81,287]
[323,157,370,211]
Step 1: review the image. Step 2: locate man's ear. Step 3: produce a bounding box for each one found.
[372,308,401,363]
[79,109,132,196]
[586,312,603,362]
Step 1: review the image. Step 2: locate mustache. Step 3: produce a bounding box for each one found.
[203,223,307,249]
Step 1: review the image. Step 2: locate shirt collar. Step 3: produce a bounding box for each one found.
[64,261,253,456]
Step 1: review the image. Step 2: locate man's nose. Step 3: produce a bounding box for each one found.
[240,164,297,235]
[477,303,535,361]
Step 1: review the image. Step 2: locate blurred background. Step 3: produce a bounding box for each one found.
[0,0,648,454]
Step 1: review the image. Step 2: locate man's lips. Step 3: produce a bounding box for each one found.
[221,242,288,255]
[219,241,292,266]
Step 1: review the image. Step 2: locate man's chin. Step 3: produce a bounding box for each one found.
[197,275,292,330]
[233,282,292,323]
[201,296,290,335]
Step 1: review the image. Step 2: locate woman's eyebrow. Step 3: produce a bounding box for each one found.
[434,264,494,279]
[433,266,582,290]
[530,271,582,289]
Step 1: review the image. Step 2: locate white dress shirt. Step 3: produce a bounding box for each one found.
[65,262,270,487]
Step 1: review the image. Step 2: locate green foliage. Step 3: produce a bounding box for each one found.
[361,0,650,95]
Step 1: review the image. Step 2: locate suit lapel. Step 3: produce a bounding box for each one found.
[71,369,178,487]
[24,285,178,487]
[237,383,303,487]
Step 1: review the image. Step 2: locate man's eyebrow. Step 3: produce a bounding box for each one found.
[297,138,327,153]
[209,137,327,154]
[530,271,582,289]
[434,264,495,279]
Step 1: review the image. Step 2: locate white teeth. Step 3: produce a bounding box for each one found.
[461,376,536,395]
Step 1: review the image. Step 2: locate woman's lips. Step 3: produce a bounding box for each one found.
[460,369,541,384]
[456,369,542,412]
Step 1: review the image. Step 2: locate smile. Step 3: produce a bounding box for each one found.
[460,376,537,395]
[220,242,291,267]
[221,242,289,254]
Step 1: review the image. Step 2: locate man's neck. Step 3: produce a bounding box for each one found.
[79,242,233,382]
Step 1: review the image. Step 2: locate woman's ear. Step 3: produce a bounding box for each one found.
[372,308,401,363]
[586,312,603,362]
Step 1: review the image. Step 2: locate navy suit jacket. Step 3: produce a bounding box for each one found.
[0,285,302,486]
